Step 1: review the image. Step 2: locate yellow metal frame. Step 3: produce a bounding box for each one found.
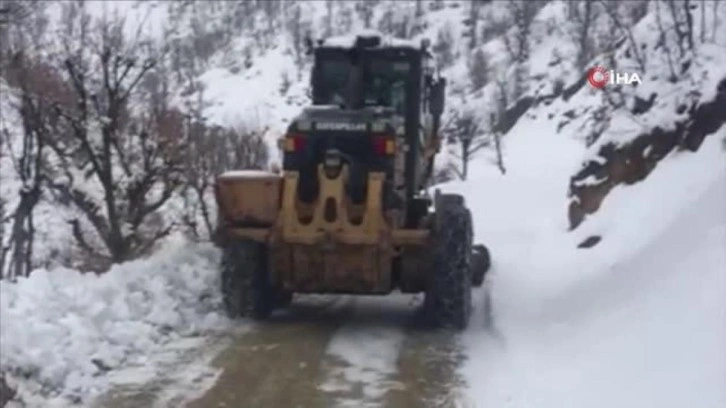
[226,164,429,247]
[219,163,431,293]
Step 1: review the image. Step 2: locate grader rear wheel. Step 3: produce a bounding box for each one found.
[221,240,275,320]
[425,193,473,330]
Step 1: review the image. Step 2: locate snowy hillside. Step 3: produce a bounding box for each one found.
[452,132,725,408]
[3,0,725,271]
[1,0,726,407]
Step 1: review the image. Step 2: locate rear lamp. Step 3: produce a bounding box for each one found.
[284,133,306,152]
[372,135,395,156]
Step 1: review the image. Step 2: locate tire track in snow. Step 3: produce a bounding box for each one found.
[95,293,472,408]
[319,294,471,408]
[317,295,412,407]
[90,333,236,408]
[184,295,353,408]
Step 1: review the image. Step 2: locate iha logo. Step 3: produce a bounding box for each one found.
[587,66,642,89]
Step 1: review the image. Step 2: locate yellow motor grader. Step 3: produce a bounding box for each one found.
[213,33,490,329]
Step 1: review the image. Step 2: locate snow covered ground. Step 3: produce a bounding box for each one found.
[446,114,726,407]
[0,239,237,407]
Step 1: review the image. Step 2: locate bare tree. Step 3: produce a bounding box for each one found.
[0,1,28,58]
[665,0,695,57]
[494,73,510,118]
[481,9,512,44]
[377,6,399,37]
[43,4,185,264]
[355,1,374,29]
[468,48,489,91]
[501,0,543,100]
[286,3,310,78]
[181,121,268,240]
[411,0,427,37]
[567,0,602,72]
[491,127,506,175]
[2,78,46,279]
[699,0,706,43]
[489,112,507,174]
[325,0,334,37]
[711,1,719,43]
[444,108,490,180]
[0,4,57,279]
[600,0,646,71]
[337,6,354,37]
[502,0,542,64]
[467,0,490,49]
[433,24,455,70]
[655,0,679,82]
[467,1,480,49]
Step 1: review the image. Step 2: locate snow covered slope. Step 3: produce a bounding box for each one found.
[447,119,726,408]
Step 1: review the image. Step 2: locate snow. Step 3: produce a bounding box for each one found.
[450,119,726,408]
[218,170,279,179]
[319,296,408,407]
[323,30,420,49]
[0,240,233,407]
[572,174,606,187]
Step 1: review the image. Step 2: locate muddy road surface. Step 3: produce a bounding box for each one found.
[94,294,473,408]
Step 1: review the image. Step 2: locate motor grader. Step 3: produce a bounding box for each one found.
[213,33,490,330]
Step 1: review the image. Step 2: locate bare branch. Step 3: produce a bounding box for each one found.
[600,0,646,72]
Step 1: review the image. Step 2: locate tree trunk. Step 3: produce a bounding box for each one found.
[494,131,506,175]
[7,188,40,278]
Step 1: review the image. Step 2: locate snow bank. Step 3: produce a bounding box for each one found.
[454,119,726,408]
[0,241,230,405]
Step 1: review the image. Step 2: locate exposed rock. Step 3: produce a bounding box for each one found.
[680,79,726,152]
[562,72,588,102]
[631,93,657,115]
[1,374,16,408]
[577,235,602,249]
[568,78,726,229]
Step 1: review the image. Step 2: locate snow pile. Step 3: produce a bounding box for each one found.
[447,103,726,407]
[0,241,230,404]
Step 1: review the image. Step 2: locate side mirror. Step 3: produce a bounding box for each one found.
[429,77,446,116]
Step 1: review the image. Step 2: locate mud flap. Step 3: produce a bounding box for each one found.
[470,244,491,287]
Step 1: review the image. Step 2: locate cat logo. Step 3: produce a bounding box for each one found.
[315,122,368,131]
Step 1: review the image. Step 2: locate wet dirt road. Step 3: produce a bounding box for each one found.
[94,294,470,408]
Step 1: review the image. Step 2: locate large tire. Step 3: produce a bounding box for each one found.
[425,194,473,330]
[221,240,274,320]
[470,244,491,287]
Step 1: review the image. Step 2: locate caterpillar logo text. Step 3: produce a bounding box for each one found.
[315,122,368,131]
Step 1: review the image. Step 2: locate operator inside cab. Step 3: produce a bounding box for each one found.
[314,54,410,115]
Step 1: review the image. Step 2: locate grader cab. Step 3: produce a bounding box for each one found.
[214,32,490,329]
